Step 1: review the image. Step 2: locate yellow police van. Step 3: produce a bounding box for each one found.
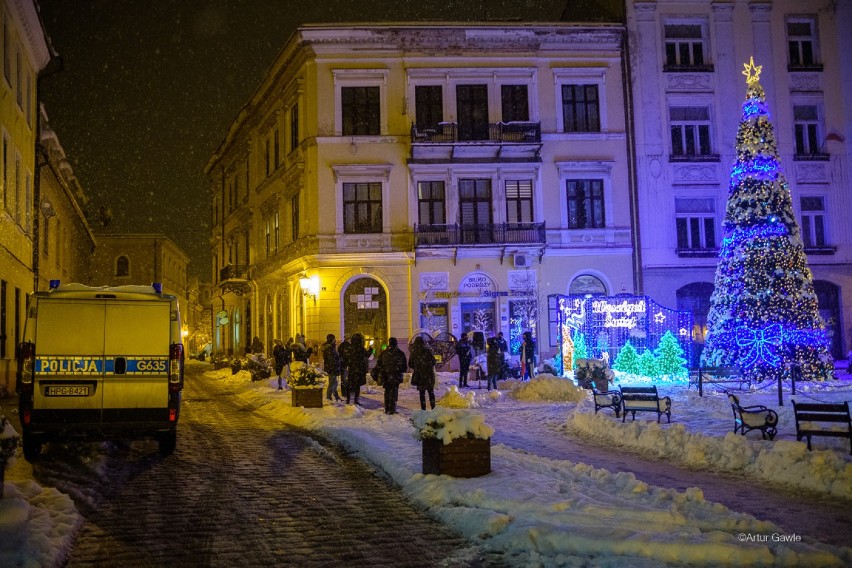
[17,281,184,461]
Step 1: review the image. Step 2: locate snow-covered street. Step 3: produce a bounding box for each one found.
[2,360,851,566]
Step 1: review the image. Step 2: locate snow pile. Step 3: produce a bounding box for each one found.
[411,408,494,444]
[509,375,587,402]
[0,480,80,567]
[436,385,479,408]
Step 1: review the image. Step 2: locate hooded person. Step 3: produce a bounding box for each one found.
[377,337,408,414]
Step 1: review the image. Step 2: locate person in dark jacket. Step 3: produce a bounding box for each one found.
[321,334,343,402]
[346,333,373,405]
[337,335,352,401]
[377,337,408,414]
[495,331,509,380]
[455,334,473,388]
[486,337,502,390]
[409,336,437,410]
[521,331,536,381]
[272,338,290,390]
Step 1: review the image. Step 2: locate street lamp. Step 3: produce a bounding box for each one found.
[299,274,320,303]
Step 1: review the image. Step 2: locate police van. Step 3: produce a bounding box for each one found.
[17,281,184,461]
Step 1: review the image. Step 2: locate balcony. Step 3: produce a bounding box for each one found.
[415,223,546,247]
[676,247,719,258]
[219,264,251,295]
[410,121,542,163]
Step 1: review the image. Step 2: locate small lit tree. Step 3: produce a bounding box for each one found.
[654,331,688,377]
[638,349,659,379]
[613,341,640,374]
[572,330,588,368]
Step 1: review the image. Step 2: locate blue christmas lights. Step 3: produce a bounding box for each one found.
[742,99,770,120]
[735,324,782,367]
[729,156,780,186]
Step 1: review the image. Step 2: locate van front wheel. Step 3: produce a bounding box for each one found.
[22,433,43,462]
[158,430,177,456]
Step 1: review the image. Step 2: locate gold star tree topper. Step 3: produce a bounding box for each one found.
[742,56,762,85]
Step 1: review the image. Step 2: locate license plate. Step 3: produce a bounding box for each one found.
[45,385,90,396]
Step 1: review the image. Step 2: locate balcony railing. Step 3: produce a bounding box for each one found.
[219,264,248,282]
[411,121,541,144]
[415,222,546,247]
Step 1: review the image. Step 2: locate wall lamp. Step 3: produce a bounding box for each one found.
[299,274,320,303]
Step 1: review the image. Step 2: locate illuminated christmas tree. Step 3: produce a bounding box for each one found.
[638,350,658,378]
[572,330,588,368]
[613,341,639,374]
[701,58,834,383]
[654,331,687,377]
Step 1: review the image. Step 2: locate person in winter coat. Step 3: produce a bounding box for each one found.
[272,338,291,390]
[250,336,264,355]
[346,333,373,405]
[409,336,437,410]
[377,337,408,414]
[455,334,473,388]
[495,331,509,380]
[321,334,343,402]
[521,331,536,381]
[486,337,502,390]
[337,335,352,401]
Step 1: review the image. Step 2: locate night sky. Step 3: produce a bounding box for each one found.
[37,0,617,281]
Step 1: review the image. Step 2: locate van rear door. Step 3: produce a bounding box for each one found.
[33,299,106,426]
[103,300,171,425]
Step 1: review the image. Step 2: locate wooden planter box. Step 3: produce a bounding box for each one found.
[291,386,324,408]
[422,436,491,477]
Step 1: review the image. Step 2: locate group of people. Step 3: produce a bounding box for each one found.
[455,330,537,390]
[270,334,314,390]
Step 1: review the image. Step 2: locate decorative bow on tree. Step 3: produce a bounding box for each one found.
[735,324,783,368]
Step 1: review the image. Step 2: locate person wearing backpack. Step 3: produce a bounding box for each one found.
[409,336,437,410]
[378,337,408,414]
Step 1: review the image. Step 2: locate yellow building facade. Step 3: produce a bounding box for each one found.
[206,23,636,363]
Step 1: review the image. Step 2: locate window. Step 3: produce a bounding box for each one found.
[2,11,8,84]
[264,138,271,177]
[273,128,280,167]
[561,85,600,132]
[675,197,716,251]
[547,295,559,348]
[800,196,826,248]
[566,179,605,229]
[343,182,382,233]
[15,48,21,108]
[415,86,443,130]
[342,87,380,136]
[43,216,49,255]
[670,106,712,157]
[291,194,299,241]
[501,85,529,122]
[793,105,823,157]
[456,84,489,141]
[664,23,706,68]
[459,178,493,243]
[274,211,280,252]
[14,152,20,225]
[264,218,271,258]
[505,180,533,223]
[25,171,31,234]
[417,181,445,225]
[116,256,130,277]
[787,18,818,67]
[289,104,299,151]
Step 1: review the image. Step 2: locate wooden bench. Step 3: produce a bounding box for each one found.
[792,400,852,454]
[689,366,749,397]
[620,386,671,423]
[727,393,778,440]
[592,389,622,418]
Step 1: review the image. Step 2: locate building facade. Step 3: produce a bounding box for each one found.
[0,0,50,393]
[627,0,852,361]
[206,23,636,362]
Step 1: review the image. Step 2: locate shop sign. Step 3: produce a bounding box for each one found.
[459,273,496,295]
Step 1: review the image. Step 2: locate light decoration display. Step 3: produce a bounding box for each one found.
[701,58,834,383]
[554,294,693,376]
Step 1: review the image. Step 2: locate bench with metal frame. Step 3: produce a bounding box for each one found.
[620,386,672,423]
[592,388,622,418]
[727,392,778,440]
[792,400,851,454]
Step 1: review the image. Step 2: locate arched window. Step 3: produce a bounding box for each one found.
[569,274,606,296]
[676,282,714,366]
[115,255,130,277]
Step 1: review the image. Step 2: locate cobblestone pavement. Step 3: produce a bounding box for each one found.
[22,366,502,568]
